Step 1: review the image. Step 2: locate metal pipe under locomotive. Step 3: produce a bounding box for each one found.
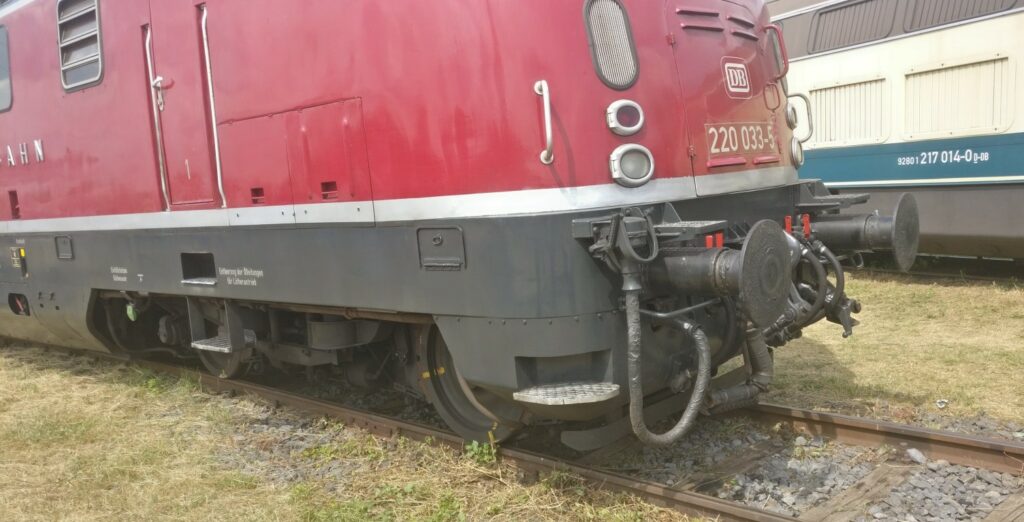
[0,0,918,447]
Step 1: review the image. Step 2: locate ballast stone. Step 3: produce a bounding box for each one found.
[906,447,928,465]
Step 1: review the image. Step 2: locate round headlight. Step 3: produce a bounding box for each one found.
[786,102,799,130]
[610,144,655,187]
[606,100,645,137]
[790,137,805,168]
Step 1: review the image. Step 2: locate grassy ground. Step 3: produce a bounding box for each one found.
[0,347,685,521]
[1,274,1019,520]
[773,273,1024,425]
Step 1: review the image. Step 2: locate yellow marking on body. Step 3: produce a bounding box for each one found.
[422,367,446,380]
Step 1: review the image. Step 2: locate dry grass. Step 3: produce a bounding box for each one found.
[0,348,295,521]
[0,347,691,521]
[773,273,1024,424]
[5,273,1009,520]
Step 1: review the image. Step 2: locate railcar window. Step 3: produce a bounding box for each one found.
[56,0,102,90]
[584,0,639,90]
[904,0,1017,32]
[0,26,10,112]
[809,0,897,54]
[767,28,786,81]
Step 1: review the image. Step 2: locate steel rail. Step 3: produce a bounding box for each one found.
[42,350,1023,518]
[747,404,1024,475]
[132,359,787,522]
[858,267,1019,284]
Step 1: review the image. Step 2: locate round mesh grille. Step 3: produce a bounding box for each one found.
[586,0,638,89]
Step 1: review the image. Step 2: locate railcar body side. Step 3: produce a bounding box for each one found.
[771,0,1024,259]
[0,0,914,446]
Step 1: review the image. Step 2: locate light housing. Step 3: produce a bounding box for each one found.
[606,99,645,136]
[786,102,799,130]
[790,137,805,168]
[610,144,655,187]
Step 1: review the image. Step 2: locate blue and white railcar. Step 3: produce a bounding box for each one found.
[771,0,1024,258]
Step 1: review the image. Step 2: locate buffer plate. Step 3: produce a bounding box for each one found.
[738,219,792,328]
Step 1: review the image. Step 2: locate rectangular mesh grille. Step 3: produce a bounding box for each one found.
[809,0,897,53]
[586,0,638,89]
[905,58,1013,137]
[810,79,887,145]
[905,0,1016,32]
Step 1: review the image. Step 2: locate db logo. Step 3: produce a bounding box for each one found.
[722,58,751,98]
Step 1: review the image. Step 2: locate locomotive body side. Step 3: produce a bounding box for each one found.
[0,0,911,446]
[773,0,1024,259]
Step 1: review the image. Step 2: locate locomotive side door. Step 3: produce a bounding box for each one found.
[665,0,786,195]
[145,0,221,207]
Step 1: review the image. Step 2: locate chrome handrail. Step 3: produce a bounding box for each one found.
[534,80,555,165]
[201,5,228,208]
[144,25,171,211]
[790,92,814,144]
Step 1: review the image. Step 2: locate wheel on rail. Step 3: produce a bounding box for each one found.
[412,325,524,443]
[197,350,248,379]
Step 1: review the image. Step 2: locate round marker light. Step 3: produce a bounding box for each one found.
[786,102,799,130]
[791,137,805,168]
[610,144,655,187]
[606,100,645,136]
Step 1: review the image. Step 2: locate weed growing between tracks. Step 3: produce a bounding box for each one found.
[773,273,1024,427]
[0,346,690,521]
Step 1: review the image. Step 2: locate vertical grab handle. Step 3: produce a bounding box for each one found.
[200,5,228,209]
[144,25,172,211]
[534,80,555,165]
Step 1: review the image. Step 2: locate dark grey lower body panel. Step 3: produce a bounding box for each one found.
[0,185,799,420]
[836,185,1024,259]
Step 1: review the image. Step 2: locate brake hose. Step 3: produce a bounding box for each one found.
[819,245,845,308]
[625,289,711,447]
[801,247,829,320]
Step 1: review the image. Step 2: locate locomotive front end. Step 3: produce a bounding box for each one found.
[427,0,923,448]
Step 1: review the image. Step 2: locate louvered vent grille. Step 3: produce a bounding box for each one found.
[809,0,897,53]
[809,79,887,146]
[585,0,638,90]
[0,27,10,112]
[905,0,1016,32]
[905,58,1013,137]
[57,0,102,90]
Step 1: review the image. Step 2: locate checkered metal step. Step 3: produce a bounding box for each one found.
[513,382,620,406]
[191,330,256,354]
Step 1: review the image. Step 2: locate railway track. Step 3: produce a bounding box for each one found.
[91,354,1021,521]
[855,256,1023,284]
[858,268,1019,285]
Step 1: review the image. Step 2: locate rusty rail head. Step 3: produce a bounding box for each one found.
[747,403,1024,476]
[68,353,1024,520]
[140,360,784,521]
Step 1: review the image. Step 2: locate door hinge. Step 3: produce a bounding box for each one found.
[688,146,697,158]
[666,33,677,46]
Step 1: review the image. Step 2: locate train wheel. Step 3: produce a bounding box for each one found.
[413,325,523,444]
[197,350,247,379]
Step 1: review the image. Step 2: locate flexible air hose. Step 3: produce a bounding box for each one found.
[707,327,775,409]
[711,298,740,368]
[626,289,711,447]
[800,247,829,320]
[819,245,845,309]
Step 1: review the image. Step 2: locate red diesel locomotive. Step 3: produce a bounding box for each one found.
[0,0,918,448]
